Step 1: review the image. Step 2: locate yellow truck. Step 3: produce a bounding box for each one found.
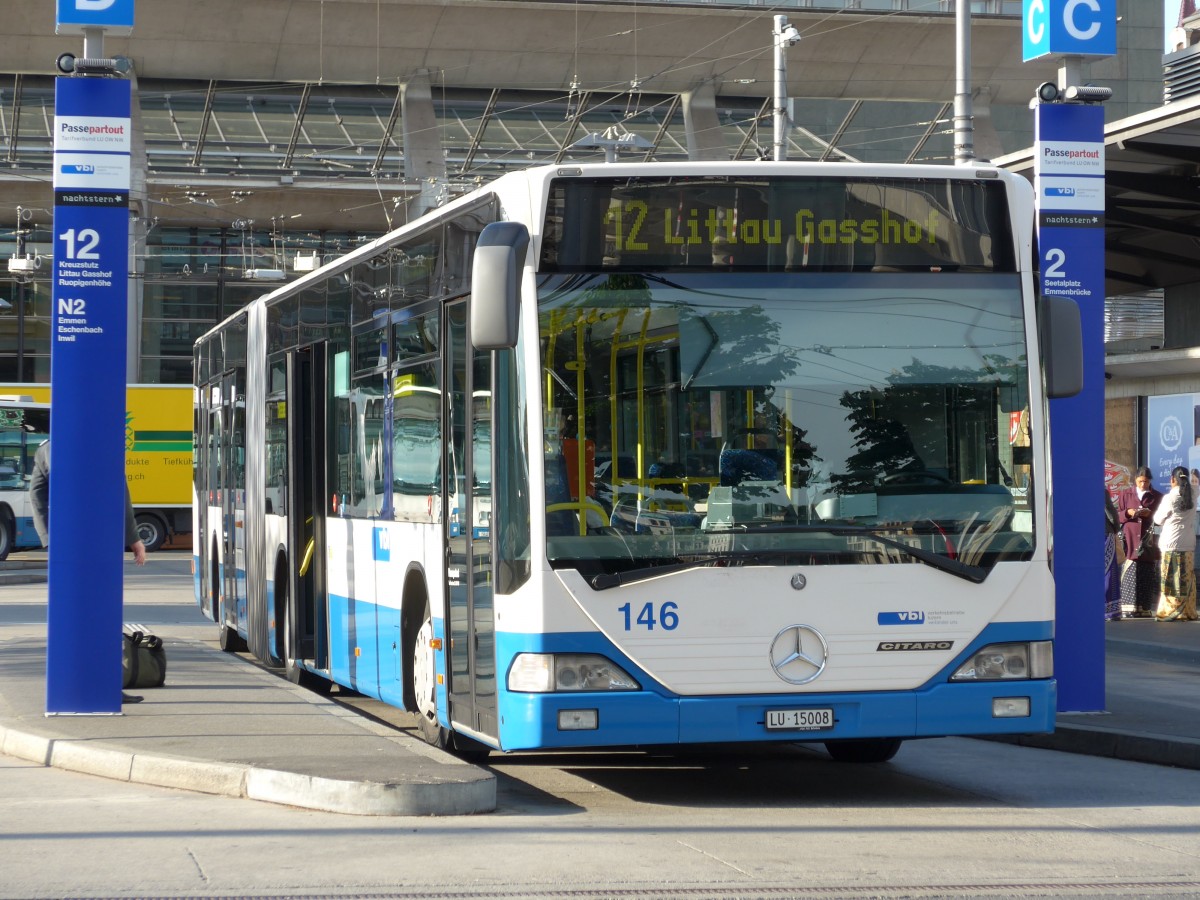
[0,384,192,552]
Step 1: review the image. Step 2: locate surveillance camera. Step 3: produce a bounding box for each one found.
[56,53,76,74]
[1064,84,1113,103]
[1036,82,1059,103]
[782,25,800,46]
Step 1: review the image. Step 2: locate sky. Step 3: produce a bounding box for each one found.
[1166,0,1174,51]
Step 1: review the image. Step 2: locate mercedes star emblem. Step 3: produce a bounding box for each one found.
[768,624,829,685]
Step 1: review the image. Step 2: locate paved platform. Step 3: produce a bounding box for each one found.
[2,555,1198,817]
[0,632,496,817]
[1002,618,1200,770]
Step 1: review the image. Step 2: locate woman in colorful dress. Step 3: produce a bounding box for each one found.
[1116,467,1163,618]
[1152,465,1199,622]
[1104,489,1122,620]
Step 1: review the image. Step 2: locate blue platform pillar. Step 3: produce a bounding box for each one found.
[1023,0,1116,714]
[46,0,136,715]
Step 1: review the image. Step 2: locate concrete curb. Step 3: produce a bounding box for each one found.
[0,638,496,816]
[0,566,48,585]
[1107,635,1200,667]
[986,725,1200,771]
[0,719,495,815]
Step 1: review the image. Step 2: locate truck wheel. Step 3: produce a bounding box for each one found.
[135,513,167,552]
[0,511,13,560]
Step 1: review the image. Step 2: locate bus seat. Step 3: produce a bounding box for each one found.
[719,448,781,486]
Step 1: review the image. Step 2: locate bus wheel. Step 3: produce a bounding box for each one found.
[824,738,903,764]
[411,598,451,750]
[219,624,248,653]
[135,513,167,552]
[0,511,13,560]
[450,733,491,763]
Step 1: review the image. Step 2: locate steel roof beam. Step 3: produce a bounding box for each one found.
[645,94,680,161]
[281,83,312,170]
[905,102,951,164]
[820,100,861,162]
[733,98,770,160]
[554,91,592,164]
[372,86,402,176]
[191,80,216,168]
[5,75,22,163]
[462,88,500,175]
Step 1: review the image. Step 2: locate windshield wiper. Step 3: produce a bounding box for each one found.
[590,552,770,590]
[820,525,988,584]
[587,525,989,590]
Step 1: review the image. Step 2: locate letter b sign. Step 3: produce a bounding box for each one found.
[1023,0,1116,61]
[56,0,134,31]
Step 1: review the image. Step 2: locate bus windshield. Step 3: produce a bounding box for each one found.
[538,270,1033,582]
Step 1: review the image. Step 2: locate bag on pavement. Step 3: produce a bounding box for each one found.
[122,623,167,689]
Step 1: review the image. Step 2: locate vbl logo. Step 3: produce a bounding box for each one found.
[878,611,926,625]
[1047,187,1076,197]
[372,526,391,561]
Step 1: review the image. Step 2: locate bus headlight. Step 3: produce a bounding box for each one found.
[508,653,640,692]
[950,641,1053,681]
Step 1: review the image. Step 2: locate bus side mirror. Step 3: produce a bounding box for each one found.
[471,222,529,350]
[1039,295,1083,399]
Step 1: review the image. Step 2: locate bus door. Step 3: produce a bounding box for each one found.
[198,379,225,619]
[444,300,497,739]
[285,344,329,670]
[197,383,218,620]
[219,371,246,630]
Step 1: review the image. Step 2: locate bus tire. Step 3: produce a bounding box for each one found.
[0,510,13,560]
[450,733,491,763]
[824,738,903,764]
[411,597,451,751]
[135,512,168,552]
[219,624,248,653]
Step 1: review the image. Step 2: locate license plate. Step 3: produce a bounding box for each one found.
[765,707,834,731]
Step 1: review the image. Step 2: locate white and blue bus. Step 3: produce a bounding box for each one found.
[194,161,1081,762]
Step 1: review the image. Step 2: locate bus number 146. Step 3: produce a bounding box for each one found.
[618,601,679,631]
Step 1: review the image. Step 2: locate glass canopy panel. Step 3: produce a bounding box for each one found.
[210,96,267,144]
[243,100,298,146]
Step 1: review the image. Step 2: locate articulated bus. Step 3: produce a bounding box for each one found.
[194,162,1081,762]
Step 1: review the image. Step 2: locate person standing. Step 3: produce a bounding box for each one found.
[1116,466,1163,618]
[1152,465,1199,621]
[29,440,146,565]
[1104,488,1122,621]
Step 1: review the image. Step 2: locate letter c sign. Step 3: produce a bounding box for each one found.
[1064,0,1101,41]
[1023,0,1115,61]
